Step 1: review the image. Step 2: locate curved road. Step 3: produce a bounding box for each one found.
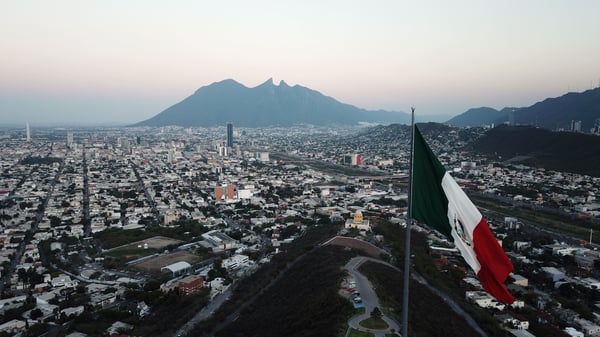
[174,247,486,337]
[346,257,401,337]
[345,256,487,337]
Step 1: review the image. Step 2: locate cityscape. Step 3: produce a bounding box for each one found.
[2,2,600,336]
[0,122,599,336]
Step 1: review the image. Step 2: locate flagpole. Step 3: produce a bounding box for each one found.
[402,107,415,337]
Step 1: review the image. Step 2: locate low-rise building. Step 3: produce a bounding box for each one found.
[178,275,204,295]
[344,211,371,231]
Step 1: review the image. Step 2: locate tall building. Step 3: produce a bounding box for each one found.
[67,132,74,148]
[226,122,233,148]
[26,122,30,142]
[215,186,223,201]
[227,184,235,199]
[571,120,582,133]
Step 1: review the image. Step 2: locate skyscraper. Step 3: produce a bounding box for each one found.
[26,122,30,142]
[67,132,74,148]
[226,122,233,148]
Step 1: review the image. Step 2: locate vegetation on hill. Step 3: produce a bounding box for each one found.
[372,220,506,337]
[186,219,512,337]
[189,224,346,336]
[359,262,487,337]
[471,125,600,176]
[215,245,355,337]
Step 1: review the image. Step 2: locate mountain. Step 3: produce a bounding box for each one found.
[511,87,600,131]
[134,79,410,127]
[471,125,600,176]
[447,88,600,130]
[445,107,514,127]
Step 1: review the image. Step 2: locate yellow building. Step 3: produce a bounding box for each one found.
[345,211,371,231]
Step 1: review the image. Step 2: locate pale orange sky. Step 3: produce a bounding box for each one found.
[1,0,599,125]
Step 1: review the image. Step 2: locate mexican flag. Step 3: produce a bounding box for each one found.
[411,125,514,304]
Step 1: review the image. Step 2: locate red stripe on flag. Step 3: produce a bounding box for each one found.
[473,218,515,304]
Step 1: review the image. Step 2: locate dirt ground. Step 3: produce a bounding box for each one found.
[323,236,383,257]
[109,235,182,252]
[133,250,202,272]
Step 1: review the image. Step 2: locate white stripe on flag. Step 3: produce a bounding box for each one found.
[441,172,482,274]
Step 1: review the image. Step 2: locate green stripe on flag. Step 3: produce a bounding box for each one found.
[412,126,452,238]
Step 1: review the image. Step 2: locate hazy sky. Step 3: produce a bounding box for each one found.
[1,1,599,125]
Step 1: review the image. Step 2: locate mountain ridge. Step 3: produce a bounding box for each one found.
[446,88,600,130]
[134,79,410,127]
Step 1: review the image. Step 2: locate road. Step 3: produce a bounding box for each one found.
[1,160,62,294]
[345,256,487,337]
[173,287,232,337]
[346,257,401,337]
[82,148,91,237]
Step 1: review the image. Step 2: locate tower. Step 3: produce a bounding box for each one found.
[26,122,30,142]
[226,122,233,148]
[67,132,74,148]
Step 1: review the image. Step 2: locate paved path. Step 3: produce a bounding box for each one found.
[345,257,401,337]
[345,256,487,337]
[173,287,232,337]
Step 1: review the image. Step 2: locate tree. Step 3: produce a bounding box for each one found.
[30,308,43,320]
[371,307,382,318]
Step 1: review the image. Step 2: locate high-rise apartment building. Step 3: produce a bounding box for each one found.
[226,122,233,148]
[67,132,74,148]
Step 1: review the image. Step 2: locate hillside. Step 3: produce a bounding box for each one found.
[471,125,600,176]
[187,221,489,337]
[446,107,510,127]
[355,122,482,147]
[134,79,410,127]
[512,87,600,131]
[447,88,600,130]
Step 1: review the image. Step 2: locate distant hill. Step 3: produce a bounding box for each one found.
[446,107,515,127]
[356,122,481,146]
[471,125,600,176]
[511,87,600,131]
[134,79,410,127]
[447,88,600,130]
